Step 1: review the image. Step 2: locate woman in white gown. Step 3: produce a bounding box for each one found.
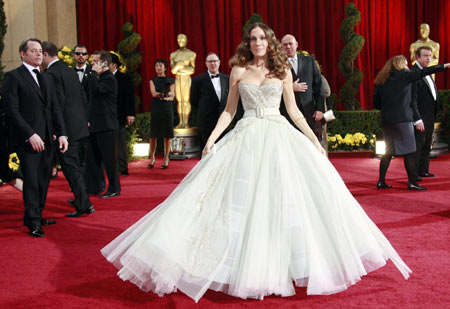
[102,23,411,302]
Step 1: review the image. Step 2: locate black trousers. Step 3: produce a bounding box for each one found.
[58,139,91,212]
[116,126,128,173]
[84,135,105,194]
[17,142,53,228]
[414,120,434,175]
[87,130,121,194]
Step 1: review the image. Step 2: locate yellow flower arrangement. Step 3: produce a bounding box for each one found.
[58,46,74,67]
[327,132,376,151]
[8,153,20,171]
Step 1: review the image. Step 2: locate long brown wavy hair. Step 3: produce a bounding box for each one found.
[229,22,289,79]
[374,55,408,85]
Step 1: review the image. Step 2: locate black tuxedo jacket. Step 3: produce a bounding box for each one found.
[373,64,444,126]
[45,60,89,142]
[88,70,119,133]
[280,54,324,127]
[75,65,95,100]
[114,71,136,126]
[411,63,439,125]
[191,72,229,133]
[2,65,66,146]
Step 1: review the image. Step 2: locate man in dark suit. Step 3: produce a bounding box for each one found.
[411,46,439,179]
[87,50,120,198]
[280,34,324,139]
[2,38,68,237]
[191,52,229,149]
[42,41,95,217]
[109,53,135,176]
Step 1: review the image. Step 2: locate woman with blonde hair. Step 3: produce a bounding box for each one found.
[374,55,449,190]
[102,24,414,301]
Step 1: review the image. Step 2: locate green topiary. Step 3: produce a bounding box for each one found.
[437,90,450,133]
[0,0,7,83]
[243,13,263,33]
[117,22,142,109]
[338,2,365,110]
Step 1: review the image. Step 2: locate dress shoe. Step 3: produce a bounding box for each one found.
[120,170,129,176]
[416,176,422,182]
[41,218,56,225]
[101,192,120,198]
[68,199,75,205]
[408,183,427,191]
[419,173,435,178]
[66,205,95,218]
[376,181,392,189]
[161,160,169,169]
[147,159,156,169]
[30,226,44,238]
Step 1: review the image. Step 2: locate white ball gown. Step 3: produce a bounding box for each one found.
[101,81,411,302]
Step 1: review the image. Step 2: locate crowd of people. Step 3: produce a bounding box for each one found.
[0,21,449,302]
[0,39,135,237]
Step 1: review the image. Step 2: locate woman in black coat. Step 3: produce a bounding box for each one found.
[373,55,449,190]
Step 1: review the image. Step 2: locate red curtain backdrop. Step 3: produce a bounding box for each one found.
[76,0,450,112]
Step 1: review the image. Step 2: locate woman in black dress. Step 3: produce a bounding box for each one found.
[373,55,449,190]
[148,59,175,169]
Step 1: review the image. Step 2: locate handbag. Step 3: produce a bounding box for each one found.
[323,110,335,123]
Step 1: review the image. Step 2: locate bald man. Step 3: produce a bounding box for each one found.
[280,34,324,139]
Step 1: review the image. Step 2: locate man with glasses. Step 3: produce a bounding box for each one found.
[190,52,229,149]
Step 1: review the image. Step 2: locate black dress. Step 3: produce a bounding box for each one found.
[150,76,174,138]
[0,103,19,183]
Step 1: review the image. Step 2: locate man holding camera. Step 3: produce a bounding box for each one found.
[86,50,120,198]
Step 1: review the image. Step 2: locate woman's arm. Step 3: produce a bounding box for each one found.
[283,70,325,154]
[149,80,160,98]
[406,63,450,83]
[202,66,244,157]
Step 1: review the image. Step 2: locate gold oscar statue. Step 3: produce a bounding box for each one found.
[170,34,196,134]
[410,23,440,67]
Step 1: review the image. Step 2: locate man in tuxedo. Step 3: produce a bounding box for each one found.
[280,34,324,139]
[412,46,439,179]
[2,38,68,237]
[109,53,135,176]
[87,50,120,198]
[42,41,95,217]
[73,44,105,193]
[191,52,229,149]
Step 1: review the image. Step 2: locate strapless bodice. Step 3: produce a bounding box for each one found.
[238,81,283,111]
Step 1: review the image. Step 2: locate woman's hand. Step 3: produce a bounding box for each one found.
[201,141,214,158]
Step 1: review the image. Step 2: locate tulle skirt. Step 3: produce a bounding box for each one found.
[101,115,411,302]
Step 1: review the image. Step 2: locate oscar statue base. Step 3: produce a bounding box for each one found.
[170,127,201,159]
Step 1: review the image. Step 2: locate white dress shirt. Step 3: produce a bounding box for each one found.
[417,63,437,101]
[208,71,221,100]
[76,64,87,82]
[22,61,41,86]
[289,54,298,75]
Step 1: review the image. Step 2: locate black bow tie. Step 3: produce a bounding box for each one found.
[211,74,219,79]
[75,68,84,73]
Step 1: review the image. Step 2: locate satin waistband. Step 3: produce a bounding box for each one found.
[243,107,280,118]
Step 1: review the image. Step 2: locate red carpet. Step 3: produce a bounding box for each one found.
[1,154,450,308]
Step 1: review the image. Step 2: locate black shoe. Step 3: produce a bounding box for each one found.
[120,170,129,176]
[408,183,427,191]
[66,205,95,218]
[30,226,44,237]
[161,160,169,169]
[101,192,120,199]
[41,218,56,225]
[147,159,156,169]
[416,176,422,182]
[376,181,392,189]
[68,199,75,205]
[419,173,435,178]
